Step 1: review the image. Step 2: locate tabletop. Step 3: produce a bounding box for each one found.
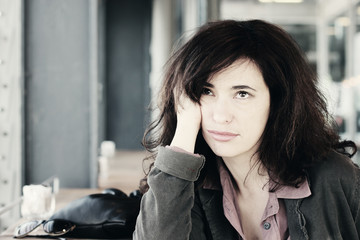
[0,188,131,240]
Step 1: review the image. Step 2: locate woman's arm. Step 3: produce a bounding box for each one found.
[133,147,205,240]
[133,91,204,239]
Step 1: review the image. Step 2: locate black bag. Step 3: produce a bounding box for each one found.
[48,188,141,239]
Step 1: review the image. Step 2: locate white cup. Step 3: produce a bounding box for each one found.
[21,184,55,219]
[100,141,116,158]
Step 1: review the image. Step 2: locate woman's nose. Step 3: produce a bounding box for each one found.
[211,99,233,124]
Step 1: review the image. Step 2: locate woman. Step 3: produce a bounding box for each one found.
[133,19,359,240]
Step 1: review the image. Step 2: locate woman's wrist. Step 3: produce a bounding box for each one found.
[170,123,199,153]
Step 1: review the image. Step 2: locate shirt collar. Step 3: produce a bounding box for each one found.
[274,179,311,199]
[203,158,312,199]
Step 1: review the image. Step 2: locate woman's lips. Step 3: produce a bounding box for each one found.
[207,130,239,142]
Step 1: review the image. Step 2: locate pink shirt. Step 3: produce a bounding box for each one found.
[204,159,311,240]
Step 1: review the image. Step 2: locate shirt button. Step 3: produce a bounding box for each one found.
[263,222,271,230]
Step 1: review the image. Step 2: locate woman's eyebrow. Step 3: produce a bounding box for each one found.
[204,82,256,92]
[203,82,214,88]
[232,85,256,91]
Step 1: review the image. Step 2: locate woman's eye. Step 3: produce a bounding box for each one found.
[202,88,213,96]
[236,91,249,99]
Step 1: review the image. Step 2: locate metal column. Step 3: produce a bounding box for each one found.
[0,0,23,231]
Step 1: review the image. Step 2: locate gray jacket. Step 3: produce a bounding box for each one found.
[133,147,360,240]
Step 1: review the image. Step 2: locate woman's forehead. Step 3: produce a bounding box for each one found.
[207,59,263,84]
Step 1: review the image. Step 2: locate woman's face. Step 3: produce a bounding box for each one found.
[200,59,270,161]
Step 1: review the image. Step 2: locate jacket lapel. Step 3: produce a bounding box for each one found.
[284,199,309,240]
[198,188,238,240]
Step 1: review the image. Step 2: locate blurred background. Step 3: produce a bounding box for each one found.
[0,0,360,231]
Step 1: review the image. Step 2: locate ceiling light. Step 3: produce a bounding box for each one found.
[335,17,351,27]
[259,0,303,3]
[274,0,303,3]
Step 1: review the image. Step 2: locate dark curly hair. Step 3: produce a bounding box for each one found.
[139,19,357,193]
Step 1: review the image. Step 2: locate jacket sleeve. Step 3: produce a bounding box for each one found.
[133,146,206,240]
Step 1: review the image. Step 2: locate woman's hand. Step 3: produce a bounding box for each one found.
[170,92,201,153]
